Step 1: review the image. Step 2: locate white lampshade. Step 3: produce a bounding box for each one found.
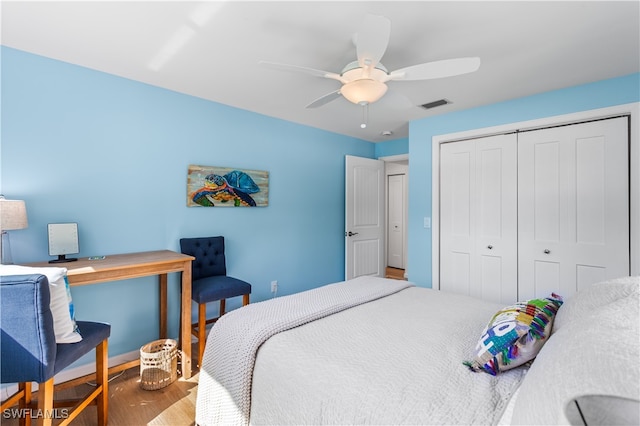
[0,197,28,231]
[341,79,388,105]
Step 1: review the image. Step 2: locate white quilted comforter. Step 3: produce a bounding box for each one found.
[196,276,527,425]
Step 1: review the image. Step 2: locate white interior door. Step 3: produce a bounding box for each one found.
[518,117,629,299]
[387,174,404,269]
[440,134,518,304]
[345,155,385,280]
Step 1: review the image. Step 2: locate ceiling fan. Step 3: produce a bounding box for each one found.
[259,14,481,110]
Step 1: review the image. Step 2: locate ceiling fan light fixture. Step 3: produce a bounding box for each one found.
[340,79,388,105]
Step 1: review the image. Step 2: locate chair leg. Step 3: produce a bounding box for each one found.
[36,378,54,426]
[96,338,109,426]
[19,382,31,426]
[198,302,207,367]
[193,296,248,367]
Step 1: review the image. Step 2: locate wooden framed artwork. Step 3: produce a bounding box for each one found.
[187,165,269,207]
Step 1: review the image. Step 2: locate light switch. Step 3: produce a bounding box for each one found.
[424,217,431,228]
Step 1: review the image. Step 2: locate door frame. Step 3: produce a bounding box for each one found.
[381,154,409,275]
[431,103,640,289]
[384,158,409,271]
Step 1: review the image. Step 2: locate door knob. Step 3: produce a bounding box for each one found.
[544,249,551,254]
[346,231,359,237]
[487,245,493,250]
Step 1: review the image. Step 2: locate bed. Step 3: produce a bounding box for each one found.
[195,275,640,425]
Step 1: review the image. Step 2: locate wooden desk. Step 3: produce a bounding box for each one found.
[27,250,195,379]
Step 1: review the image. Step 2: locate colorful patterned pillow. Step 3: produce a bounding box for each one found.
[464,294,563,375]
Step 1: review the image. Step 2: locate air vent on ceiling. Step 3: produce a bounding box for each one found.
[420,99,451,110]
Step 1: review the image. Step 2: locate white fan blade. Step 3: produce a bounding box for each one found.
[381,88,415,110]
[356,14,391,73]
[306,90,342,109]
[259,61,344,82]
[388,57,481,81]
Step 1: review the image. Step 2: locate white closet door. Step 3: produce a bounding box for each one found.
[440,140,475,297]
[518,117,629,299]
[440,134,518,303]
[475,135,518,303]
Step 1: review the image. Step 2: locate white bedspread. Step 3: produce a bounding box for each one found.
[196,275,639,425]
[249,285,527,425]
[196,276,414,425]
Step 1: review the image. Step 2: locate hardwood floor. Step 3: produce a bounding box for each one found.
[3,365,199,426]
[385,267,406,280]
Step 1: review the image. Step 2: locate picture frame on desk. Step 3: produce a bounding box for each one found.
[47,222,79,263]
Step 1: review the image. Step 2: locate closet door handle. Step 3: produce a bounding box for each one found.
[487,245,493,250]
[544,249,551,254]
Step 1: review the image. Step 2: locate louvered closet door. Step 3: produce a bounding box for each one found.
[518,117,629,299]
[440,134,518,304]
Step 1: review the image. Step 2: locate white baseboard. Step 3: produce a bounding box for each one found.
[1,349,139,402]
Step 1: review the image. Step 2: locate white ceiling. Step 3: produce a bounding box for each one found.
[2,1,639,142]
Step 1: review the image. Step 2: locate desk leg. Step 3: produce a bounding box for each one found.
[159,273,167,339]
[181,262,192,379]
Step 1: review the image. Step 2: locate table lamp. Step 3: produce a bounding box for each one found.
[0,196,28,264]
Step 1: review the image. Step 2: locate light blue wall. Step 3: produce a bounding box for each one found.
[0,47,375,359]
[407,73,640,288]
[3,45,638,366]
[374,137,408,158]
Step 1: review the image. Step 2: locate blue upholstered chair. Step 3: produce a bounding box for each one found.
[0,274,110,426]
[180,236,251,367]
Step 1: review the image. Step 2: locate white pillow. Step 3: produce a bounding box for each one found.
[0,264,82,343]
[553,275,640,333]
[510,276,640,425]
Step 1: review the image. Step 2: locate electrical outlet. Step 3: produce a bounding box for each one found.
[270,280,278,293]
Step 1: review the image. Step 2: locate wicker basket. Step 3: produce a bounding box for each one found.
[139,339,178,390]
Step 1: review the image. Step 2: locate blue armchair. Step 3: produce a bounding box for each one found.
[180,236,251,367]
[0,274,110,426]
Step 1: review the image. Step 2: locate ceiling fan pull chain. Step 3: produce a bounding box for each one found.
[361,103,368,128]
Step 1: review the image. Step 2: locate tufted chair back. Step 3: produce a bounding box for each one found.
[0,273,111,425]
[178,235,251,367]
[0,274,57,384]
[180,236,227,281]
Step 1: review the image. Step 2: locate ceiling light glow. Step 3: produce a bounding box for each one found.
[340,79,388,105]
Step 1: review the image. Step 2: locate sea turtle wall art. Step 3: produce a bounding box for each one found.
[187,165,269,207]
